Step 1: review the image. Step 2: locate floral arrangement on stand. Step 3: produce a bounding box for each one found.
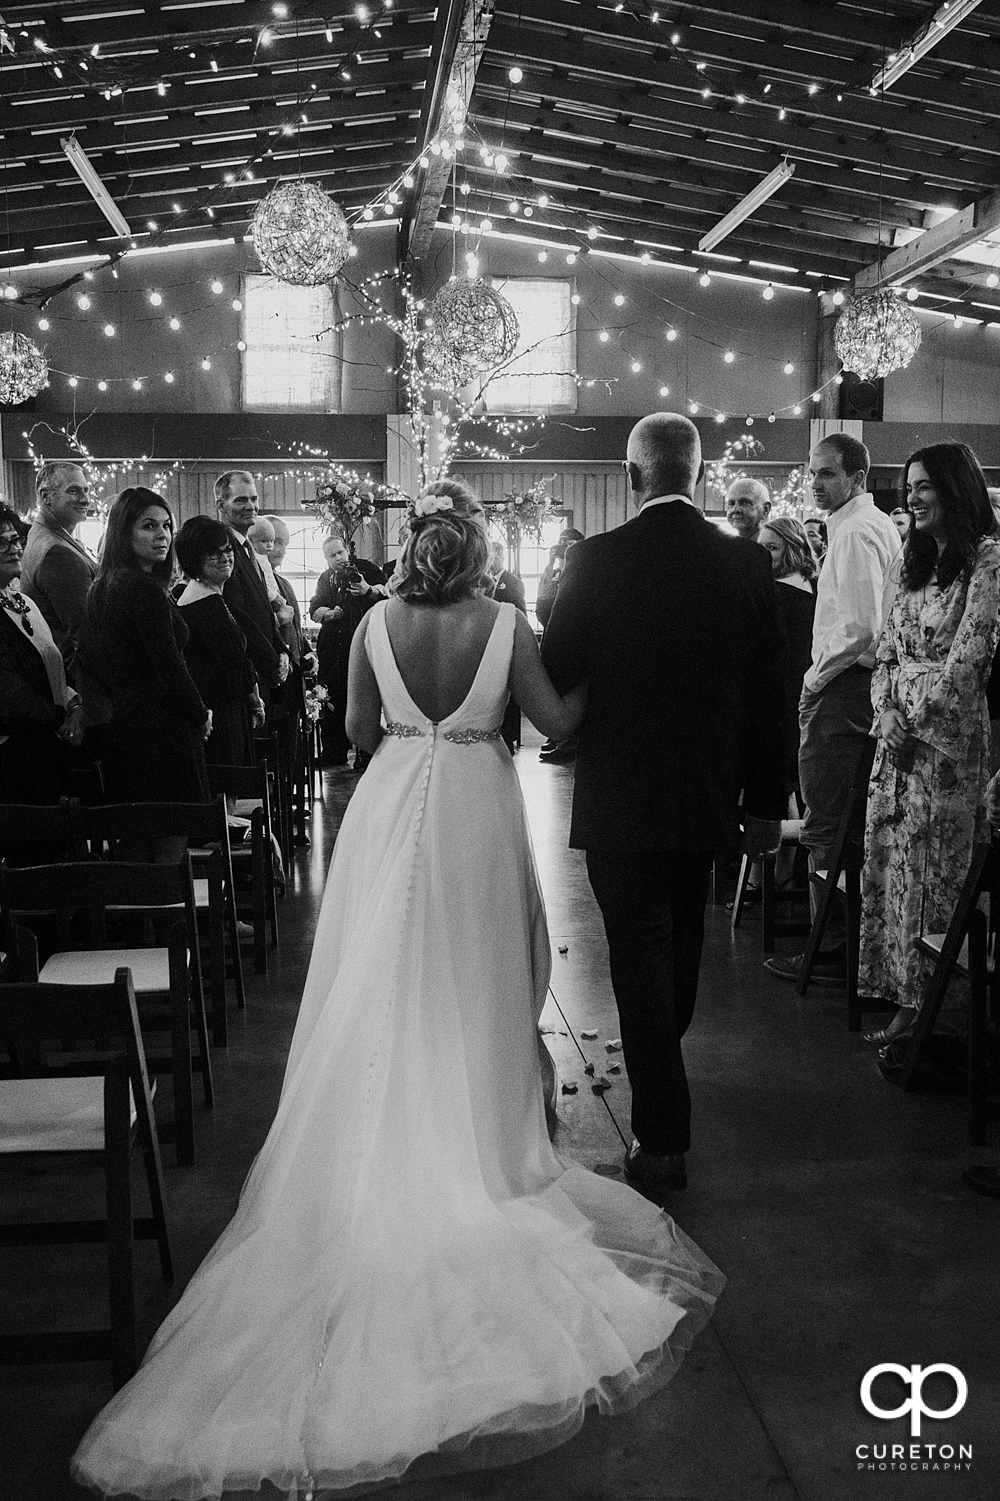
[484,479,556,572]
[304,464,406,546]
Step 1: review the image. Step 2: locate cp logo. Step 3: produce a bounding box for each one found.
[861,1364,967,1437]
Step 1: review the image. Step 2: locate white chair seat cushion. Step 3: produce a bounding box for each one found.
[780,819,804,842]
[0,1076,144,1153]
[231,803,261,819]
[813,869,847,893]
[39,947,177,992]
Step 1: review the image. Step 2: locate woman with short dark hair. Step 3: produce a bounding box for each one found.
[85,488,211,820]
[175,515,263,765]
[860,442,1000,1046]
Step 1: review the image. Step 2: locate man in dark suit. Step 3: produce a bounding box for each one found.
[486,538,527,753]
[214,471,288,707]
[20,460,112,755]
[542,412,787,1193]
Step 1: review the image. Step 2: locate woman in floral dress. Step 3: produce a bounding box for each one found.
[859,442,1000,1046]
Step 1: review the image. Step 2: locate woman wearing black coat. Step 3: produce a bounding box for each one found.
[85,489,211,827]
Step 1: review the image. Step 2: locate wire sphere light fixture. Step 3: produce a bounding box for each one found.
[834,289,922,381]
[0,331,48,404]
[423,278,520,390]
[251,180,352,286]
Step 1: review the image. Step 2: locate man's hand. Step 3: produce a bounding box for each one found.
[274,652,290,685]
[346,578,371,597]
[742,816,783,859]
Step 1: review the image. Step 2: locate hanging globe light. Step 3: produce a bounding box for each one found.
[834,289,921,381]
[0,331,48,404]
[422,278,520,390]
[251,180,352,286]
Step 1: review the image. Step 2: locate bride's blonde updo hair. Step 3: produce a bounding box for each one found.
[392,479,490,605]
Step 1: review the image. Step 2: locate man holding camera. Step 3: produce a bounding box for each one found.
[309,533,385,768]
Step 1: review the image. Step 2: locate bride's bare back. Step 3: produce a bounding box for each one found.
[384,595,502,723]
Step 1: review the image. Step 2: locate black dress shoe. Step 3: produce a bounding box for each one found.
[623,1140,687,1191]
[539,744,577,765]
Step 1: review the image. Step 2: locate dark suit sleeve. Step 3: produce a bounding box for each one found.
[228,602,278,681]
[309,572,338,619]
[740,554,791,821]
[36,545,91,662]
[539,547,588,692]
[506,573,527,614]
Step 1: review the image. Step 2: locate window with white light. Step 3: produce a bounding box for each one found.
[241,275,339,411]
[486,279,577,413]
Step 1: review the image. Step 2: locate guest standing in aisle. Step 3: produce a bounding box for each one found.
[85,488,211,860]
[765,433,901,986]
[542,412,787,1193]
[20,460,112,759]
[859,443,1000,1047]
[214,470,288,710]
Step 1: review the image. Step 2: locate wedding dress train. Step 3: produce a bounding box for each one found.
[72,601,724,1500]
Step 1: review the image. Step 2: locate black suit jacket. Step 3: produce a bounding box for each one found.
[222,533,282,693]
[541,502,788,852]
[490,569,527,614]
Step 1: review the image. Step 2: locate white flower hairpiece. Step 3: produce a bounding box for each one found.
[412,492,454,518]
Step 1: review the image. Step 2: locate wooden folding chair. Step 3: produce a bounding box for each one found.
[731,818,811,953]
[796,737,879,1030]
[0,966,172,1389]
[901,841,1000,1145]
[0,861,212,1167]
[207,765,277,971]
[253,729,292,865]
[0,801,73,867]
[68,798,246,1046]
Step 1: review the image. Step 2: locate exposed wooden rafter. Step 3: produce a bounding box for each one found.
[398,0,495,265]
[854,188,1000,288]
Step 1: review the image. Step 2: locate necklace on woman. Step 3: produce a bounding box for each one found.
[0,587,34,635]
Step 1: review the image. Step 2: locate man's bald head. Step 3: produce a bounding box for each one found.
[625,413,703,508]
[725,477,771,541]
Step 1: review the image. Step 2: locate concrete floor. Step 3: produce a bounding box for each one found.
[3,727,997,1500]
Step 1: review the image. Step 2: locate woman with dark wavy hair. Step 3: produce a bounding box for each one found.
[859,443,1000,1046]
[85,488,211,833]
[74,478,724,1501]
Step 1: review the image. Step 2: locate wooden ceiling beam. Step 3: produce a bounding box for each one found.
[0,130,415,201]
[470,96,926,230]
[1,0,435,50]
[2,165,411,247]
[485,16,1000,158]
[0,60,423,144]
[473,62,1000,193]
[398,0,495,264]
[466,128,893,255]
[854,188,1000,288]
[655,0,1000,76]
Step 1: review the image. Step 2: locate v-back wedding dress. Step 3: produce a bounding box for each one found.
[72,601,724,1501]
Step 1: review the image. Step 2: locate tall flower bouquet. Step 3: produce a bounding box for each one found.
[486,479,556,549]
[305,465,406,544]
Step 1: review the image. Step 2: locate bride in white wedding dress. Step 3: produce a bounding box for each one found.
[72,480,724,1501]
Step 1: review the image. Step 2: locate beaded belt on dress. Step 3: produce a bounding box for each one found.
[384,721,502,744]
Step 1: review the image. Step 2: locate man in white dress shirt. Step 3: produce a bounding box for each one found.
[766,432,901,983]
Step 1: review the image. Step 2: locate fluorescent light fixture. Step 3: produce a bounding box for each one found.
[872,0,985,92]
[60,135,132,239]
[698,161,795,254]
